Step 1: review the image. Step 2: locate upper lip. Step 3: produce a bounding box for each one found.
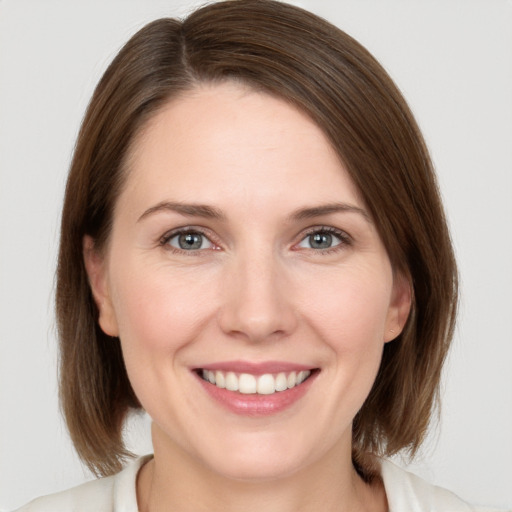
[194,360,317,375]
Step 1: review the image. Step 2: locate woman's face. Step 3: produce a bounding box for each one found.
[85,82,410,480]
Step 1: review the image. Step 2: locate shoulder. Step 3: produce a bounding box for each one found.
[380,459,506,512]
[14,455,151,512]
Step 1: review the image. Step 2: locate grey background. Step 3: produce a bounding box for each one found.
[1,0,511,510]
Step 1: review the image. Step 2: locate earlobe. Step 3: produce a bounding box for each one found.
[83,235,119,337]
[384,272,412,343]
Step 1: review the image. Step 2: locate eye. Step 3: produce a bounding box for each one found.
[165,230,215,251]
[297,228,348,250]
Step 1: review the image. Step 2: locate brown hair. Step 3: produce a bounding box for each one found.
[56,0,458,478]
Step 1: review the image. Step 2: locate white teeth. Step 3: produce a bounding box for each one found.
[297,370,308,384]
[215,371,225,389]
[257,374,275,395]
[200,369,312,395]
[225,371,238,391]
[275,372,288,392]
[239,373,257,394]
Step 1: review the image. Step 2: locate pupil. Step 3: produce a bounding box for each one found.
[179,233,202,250]
[310,233,332,249]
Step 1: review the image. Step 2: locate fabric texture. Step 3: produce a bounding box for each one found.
[15,456,505,512]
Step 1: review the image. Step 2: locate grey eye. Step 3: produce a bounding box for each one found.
[168,232,213,250]
[298,231,343,250]
[309,233,333,249]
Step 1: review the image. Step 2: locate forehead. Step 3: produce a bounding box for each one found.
[119,81,364,216]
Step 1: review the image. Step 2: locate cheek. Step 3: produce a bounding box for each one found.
[108,260,220,422]
[110,259,217,356]
[313,268,393,406]
[303,264,394,352]
[298,262,393,412]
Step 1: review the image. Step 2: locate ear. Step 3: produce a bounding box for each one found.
[83,235,119,337]
[384,272,412,343]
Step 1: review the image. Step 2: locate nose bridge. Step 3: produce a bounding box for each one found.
[218,243,296,342]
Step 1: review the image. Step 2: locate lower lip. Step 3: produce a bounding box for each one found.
[195,371,318,416]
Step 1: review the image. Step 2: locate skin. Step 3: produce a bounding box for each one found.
[84,82,411,512]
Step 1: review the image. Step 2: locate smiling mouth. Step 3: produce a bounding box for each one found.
[197,369,316,395]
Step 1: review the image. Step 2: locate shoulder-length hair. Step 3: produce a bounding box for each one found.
[56,0,457,478]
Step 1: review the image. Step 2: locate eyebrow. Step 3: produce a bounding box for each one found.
[137,201,226,222]
[137,200,370,223]
[289,203,371,222]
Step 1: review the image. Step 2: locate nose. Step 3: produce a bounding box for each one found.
[217,250,298,343]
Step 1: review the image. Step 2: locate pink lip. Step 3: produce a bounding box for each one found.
[193,365,319,417]
[196,360,314,375]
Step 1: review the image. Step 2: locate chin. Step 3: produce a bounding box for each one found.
[208,450,306,482]
[194,429,319,482]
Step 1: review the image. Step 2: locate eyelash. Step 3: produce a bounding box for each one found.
[159,227,219,255]
[297,226,352,254]
[158,225,352,255]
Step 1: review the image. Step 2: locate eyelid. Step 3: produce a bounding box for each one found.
[157,224,352,254]
[159,226,221,251]
[293,225,353,251]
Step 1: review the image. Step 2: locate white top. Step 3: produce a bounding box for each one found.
[15,456,505,512]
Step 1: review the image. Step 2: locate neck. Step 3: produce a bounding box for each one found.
[137,424,387,512]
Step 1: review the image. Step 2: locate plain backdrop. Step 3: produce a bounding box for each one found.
[1,1,511,510]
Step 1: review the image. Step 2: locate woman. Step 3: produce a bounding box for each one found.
[13,1,505,511]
